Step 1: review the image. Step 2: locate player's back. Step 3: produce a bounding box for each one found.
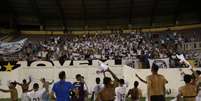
[98,87,116,101]
[52,80,73,101]
[147,74,167,96]
[179,84,197,101]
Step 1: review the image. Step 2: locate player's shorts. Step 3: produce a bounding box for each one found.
[150,95,165,101]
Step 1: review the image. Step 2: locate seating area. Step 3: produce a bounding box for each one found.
[0,29,201,68]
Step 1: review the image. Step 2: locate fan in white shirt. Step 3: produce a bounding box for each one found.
[91,78,103,101]
[115,79,127,101]
[196,72,201,101]
[27,83,47,101]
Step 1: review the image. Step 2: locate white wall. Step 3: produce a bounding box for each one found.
[0,65,123,99]
[0,65,200,98]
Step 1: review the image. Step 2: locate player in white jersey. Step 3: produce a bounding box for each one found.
[196,71,201,101]
[115,79,127,101]
[91,77,103,101]
[196,82,201,101]
[40,78,54,101]
[27,83,47,101]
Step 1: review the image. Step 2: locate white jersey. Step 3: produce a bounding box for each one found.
[27,88,46,101]
[115,86,126,101]
[196,86,201,101]
[93,84,103,101]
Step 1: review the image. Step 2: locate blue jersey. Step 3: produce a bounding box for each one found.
[52,80,73,101]
[72,82,85,101]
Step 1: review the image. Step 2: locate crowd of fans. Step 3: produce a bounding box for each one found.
[0,30,201,68]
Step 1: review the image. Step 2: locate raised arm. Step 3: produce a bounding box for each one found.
[15,81,22,86]
[135,74,147,84]
[107,68,119,81]
[50,91,56,100]
[126,89,131,98]
[103,71,106,78]
[48,80,54,85]
[27,89,33,92]
[190,68,200,80]
[50,84,56,100]
[0,88,11,93]
[27,77,32,85]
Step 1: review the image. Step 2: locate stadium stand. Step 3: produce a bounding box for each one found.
[0,29,201,68]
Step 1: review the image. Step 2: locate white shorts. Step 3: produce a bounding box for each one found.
[21,93,29,101]
[196,96,201,101]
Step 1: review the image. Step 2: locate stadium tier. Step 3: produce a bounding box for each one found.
[1,29,201,68]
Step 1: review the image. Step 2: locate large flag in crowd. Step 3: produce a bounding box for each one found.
[0,38,27,55]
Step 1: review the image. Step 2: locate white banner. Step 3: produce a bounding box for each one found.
[148,58,170,68]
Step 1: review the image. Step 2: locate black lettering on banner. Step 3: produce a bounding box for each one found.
[0,59,121,69]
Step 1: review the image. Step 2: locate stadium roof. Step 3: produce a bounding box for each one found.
[0,0,200,30]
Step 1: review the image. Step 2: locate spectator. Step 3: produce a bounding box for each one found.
[115,79,127,101]
[96,68,119,101]
[126,81,142,101]
[177,74,197,101]
[51,71,73,101]
[147,63,168,101]
[0,82,18,101]
[91,78,103,101]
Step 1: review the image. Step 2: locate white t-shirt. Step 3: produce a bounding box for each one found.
[115,86,127,101]
[27,88,46,101]
[93,84,103,101]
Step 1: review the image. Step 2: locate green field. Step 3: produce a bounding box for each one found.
[0,97,174,101]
